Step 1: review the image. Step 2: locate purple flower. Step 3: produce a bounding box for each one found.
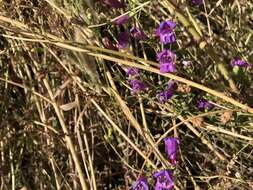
[130,27,148,41]
[157,49,176,73]
[129,79,146,94]
[102,0,125,8]
[158,81,175,103]
[230,58,250,68]
[153,170,174,190]
[198,98,214,111]
[132,176,149,190]
[191,0,203,5]
[117,31,129,49]
[127,67,140,77]
[102,37,118,51]
[155,20,176,44]
[164,137,179,165]
[114,14,130,25]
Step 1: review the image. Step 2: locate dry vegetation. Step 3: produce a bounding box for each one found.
[0,0,253,189]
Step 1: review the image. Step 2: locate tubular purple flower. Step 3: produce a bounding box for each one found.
[198,98,214,111]
[164,137,179,165]
[132,176,149,190]
[153,170,174,190]
[127,67,140,77]
[157,49,176,73]
[129,79,146,94]
[130,27,148,41]
[158,81,175,103]
[117,31,129,49]
[155,20,176,44]
[230,58,250,68]
[102,0,125,8]
[114,14,130,25]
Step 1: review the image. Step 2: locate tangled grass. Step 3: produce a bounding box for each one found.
[0,0,253,189]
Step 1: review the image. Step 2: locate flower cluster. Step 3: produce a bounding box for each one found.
[101,2,246,189]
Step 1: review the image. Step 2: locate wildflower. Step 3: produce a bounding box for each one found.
[102,37,118,51]
[102,0,125,8]
[158,81,175,103]
[153,170,174,190]
[130,27,148,41]
[132,176,149,190]
[114,14,130,25]
[191,0,203,5]
[155,20,176,44]
[198,98,214,111]
[157,49,176,73]
[129,79,146,94]
[164,137,179,165]
[117,31,129,49]
[127,67,140,77]
[230,58,250,68]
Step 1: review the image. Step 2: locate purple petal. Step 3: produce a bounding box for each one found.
[114,15,130,25]
[160,63,176,73]
[157,49,176,64]
[159,31,176,44]
[156,20,176,44]
[102,0,125,8]
[132,176,149,190]
[164,137,179,165]
[117,31,129,49]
